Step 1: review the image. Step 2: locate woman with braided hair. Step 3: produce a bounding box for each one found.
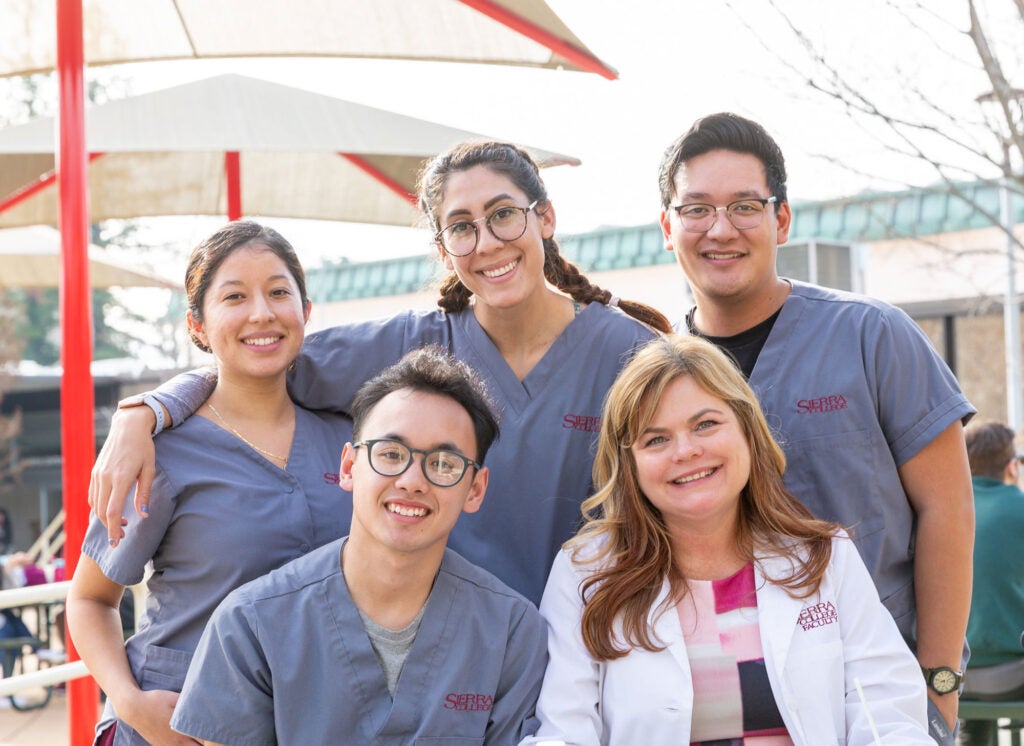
[89,140,671,605]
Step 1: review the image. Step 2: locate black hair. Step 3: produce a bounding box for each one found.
[418,140,673,334]
[350,347,500,464]
[658,112,788,208]
[185,220,307,353]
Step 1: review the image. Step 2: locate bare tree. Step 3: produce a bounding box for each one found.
[731,0,1023,257]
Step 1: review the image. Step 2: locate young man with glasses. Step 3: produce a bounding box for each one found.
[658,112,976,745]
[170,347,547,745]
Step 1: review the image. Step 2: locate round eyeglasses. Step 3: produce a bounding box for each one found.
[670,197,778,233]
[353,439,480,487]
[434,200,539,257]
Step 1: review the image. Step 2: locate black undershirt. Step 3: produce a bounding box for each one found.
[685,307,782,380]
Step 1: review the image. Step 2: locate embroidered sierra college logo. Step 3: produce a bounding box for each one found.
[562,412,601,433]
[798,601,838,631]
[444,693,494,711]
[795,395,848,415]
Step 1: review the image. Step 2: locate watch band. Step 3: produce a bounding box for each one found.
[118,392,166,436]
[143,394,167,436]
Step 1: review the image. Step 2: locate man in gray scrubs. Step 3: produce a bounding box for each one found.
[658,112,976,744]
[171,348,547,745]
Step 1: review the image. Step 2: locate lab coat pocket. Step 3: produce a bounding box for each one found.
[138,644,193,692]
[786,639,845,745]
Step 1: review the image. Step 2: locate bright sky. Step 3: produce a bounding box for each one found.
[75,0,1005,271]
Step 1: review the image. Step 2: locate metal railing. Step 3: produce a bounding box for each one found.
[0,580,88,696]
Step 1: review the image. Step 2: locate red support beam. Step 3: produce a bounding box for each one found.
[0,152,104,217]
[56,1,100,744]
[338,153,417,205]
[225,151,242,221]
[456,0,618,80]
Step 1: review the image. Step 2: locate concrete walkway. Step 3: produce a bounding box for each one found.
[0,690,70,746]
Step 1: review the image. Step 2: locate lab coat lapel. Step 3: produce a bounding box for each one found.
[648,578,691,676]
[753,553,805,674]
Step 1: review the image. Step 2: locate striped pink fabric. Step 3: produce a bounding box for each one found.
[676,563,793,746]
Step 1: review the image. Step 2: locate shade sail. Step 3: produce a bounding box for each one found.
[0,74,580,228]
[0,0,617,79]
[0,226,177,288]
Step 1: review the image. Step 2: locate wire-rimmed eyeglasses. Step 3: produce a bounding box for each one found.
[353,439,480,487]
[670,196,778,233]
[434,200,539,257]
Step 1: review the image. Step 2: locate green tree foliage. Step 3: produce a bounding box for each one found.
[2,71,180,366]
[0,294,24,499]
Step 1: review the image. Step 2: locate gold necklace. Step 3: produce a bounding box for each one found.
[207,402,289,463]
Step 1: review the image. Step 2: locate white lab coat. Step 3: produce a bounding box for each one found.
[523,535,930,746]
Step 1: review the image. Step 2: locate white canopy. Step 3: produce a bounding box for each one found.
[0,0,617,78]
[0,74,580,228]
[0,226,178,288]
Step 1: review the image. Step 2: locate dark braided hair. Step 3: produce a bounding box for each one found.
[418,141,672,334]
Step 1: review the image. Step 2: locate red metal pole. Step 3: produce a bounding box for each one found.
[225,151,241,220]
[56,1,100,743]
[0,152,104,217]
[456,0,618,80]
[338,153,418,205]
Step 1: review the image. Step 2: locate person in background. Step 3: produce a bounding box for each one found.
[87,140,672,607]
[525,334,931,745]
[658,112,975,743]
[172,348,547,745]
[959,421,1024,746]
[66,222,353,746]
[0,507,13,555]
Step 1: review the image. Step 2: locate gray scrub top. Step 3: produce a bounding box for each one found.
[728,280,974,644]
[171,540,548,746]
[158,304,657,604]
[82,406,352,745]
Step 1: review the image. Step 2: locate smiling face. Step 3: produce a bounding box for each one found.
[186,245,309,384]
[340,388,488,562]
[631,374,751,537]
[660,149,791,312]
[434,164,556,311]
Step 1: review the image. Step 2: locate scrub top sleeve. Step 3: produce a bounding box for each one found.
[151,367,218,428]
[81,469,177,586]
[487,604,548,745]
[288,311,449,412]
[528,551,604,745]
[171,594,276,746]
[870,307,972,465]
[833,537,931,744]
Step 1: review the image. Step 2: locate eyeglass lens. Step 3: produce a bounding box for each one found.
[439,203,534,256]
[677,199,772,232]
[366,439,469,486]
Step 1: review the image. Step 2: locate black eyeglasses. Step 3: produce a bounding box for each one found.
[353,439,480,487]
[670,197,778,233]
[434,200,539,257]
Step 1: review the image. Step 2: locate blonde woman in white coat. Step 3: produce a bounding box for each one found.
[523,335,931,746]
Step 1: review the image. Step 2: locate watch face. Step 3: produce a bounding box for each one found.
[933,669,958,693]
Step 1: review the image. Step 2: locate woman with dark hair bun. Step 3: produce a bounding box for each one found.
[68,222,352,746]
[88,142,671,607]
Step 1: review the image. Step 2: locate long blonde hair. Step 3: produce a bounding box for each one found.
[571,335,840,660]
